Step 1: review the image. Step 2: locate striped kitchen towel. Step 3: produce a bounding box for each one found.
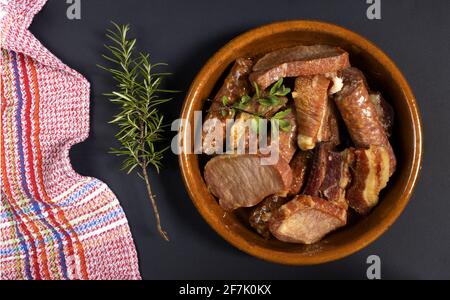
[0,0,141,279]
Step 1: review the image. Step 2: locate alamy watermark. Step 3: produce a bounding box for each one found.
[366,255,382,279]
[171,111,284,166]
[66,0,81,20]
[366,0,381,20]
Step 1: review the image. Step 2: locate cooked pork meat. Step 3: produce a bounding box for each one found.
[288,150,313,196]
[229,105,296,163]
[229,94,289,152]
[334,67,396,174]
[272,107,298,162]
[347,145,392,215]
[203,58,254,154]
[302,144,351,206]
[250,45,350,89]
[269,195,347,244]
[201,45,398,245]
[292,75,331,151]
[370,92,394,137]
[249,195,288,239]
[325,100,342,147]
[229,112,256,152]
[204,155,293,211]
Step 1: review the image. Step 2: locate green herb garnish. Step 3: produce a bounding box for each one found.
[252,81,261,98]
[240,94,251,106]
[271,108,292,132]
[251,115,262,134]
[98,22,176,241]
[270,78,291,97]
[222,95,230,106]
[258,96,281,107]
[272,108,292,120]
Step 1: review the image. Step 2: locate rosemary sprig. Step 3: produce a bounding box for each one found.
[98,22,175,241]
[221,79,292,132]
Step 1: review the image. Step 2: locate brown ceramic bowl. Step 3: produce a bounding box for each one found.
[179,21,423,265]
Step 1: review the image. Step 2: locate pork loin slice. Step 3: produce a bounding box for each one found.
[269,195,347,244]
[250,45,350,89]
[249,195,288,239]
[347,145,392,215]
[203,58,254,154]
[204,155,292,211]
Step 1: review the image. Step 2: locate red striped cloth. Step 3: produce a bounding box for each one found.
[0,0,141,280]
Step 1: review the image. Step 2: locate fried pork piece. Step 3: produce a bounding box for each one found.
[302,144,352,206]
[249,195,288,239]
[204,155,292,211]
[229,94,288,152]
[203,58,253,154]
[288,150,314,196]
[369,92,394,137]
[292,75,331,151]
[229,112,256,151]
[347,145,392,215]
[250,45,350,89]
[229,105,297,163]
[269,195,347,244]
[319,98,342,148]
[272,107,298,162]
[334,67,396,174]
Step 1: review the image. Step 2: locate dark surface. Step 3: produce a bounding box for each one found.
[29,0,449,279]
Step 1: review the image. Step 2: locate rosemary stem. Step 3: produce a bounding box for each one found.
[141,162,170,242]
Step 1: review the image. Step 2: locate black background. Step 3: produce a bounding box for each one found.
[29,0,450,279]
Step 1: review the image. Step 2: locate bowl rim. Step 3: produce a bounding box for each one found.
[179,20,423,265]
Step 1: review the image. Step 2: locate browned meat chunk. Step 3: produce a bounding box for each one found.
[229,112,256,151]
[256,107,298,163]
[369,92,394,137]
[229,108,297,162]
[302,144,352,206]
[324,100,342,147]
[204,155,293,211]
[334,68,396,174]
[292,75,331,151]
[250,45,350,89]
[203,58,253,154]
[347,145,392,215]
[288,150,313,196]
[269,195,347,244]
[249,195,288,239]
[272,107,298,162]
[229,94,289,152]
